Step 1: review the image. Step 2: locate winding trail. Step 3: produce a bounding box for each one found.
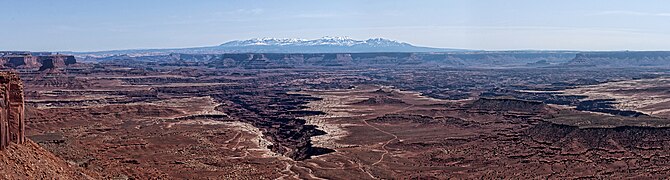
[275,161,298,180]
[364,119,398,166]
[364,105,415,166]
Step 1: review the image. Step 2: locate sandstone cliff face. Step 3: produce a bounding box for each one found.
[0,71,24,150]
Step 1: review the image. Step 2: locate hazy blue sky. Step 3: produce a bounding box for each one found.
[2,0,669,51]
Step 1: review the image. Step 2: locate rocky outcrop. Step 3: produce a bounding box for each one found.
[0,71,24,150]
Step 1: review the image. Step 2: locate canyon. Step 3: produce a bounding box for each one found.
[4,50,670,179]
[6,0,670,178]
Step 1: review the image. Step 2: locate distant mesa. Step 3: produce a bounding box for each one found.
[0,51,76,71]
[526,60,551,67]
[81,49,670,69]
[90,51,579,69]
[57,40,670,69]
[38,55,77,71]
[564,51,670,67]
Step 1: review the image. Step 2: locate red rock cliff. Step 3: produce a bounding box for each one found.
[0,71,24,150]
[0,52,76,71]
[38,55,76,71]
[0,55,41,69]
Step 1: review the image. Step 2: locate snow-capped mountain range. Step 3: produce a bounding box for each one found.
[214,36,464,53]
[220,36,413,47]
[71,37,466,57]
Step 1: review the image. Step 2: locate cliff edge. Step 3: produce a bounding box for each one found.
[0,71,97,179]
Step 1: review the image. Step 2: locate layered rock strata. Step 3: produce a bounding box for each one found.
[0,71,24,150]
[0,52,76,70]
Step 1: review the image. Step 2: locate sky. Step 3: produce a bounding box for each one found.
[1,0,670,51]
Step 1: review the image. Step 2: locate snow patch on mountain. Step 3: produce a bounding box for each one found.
[220,36,412,47]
